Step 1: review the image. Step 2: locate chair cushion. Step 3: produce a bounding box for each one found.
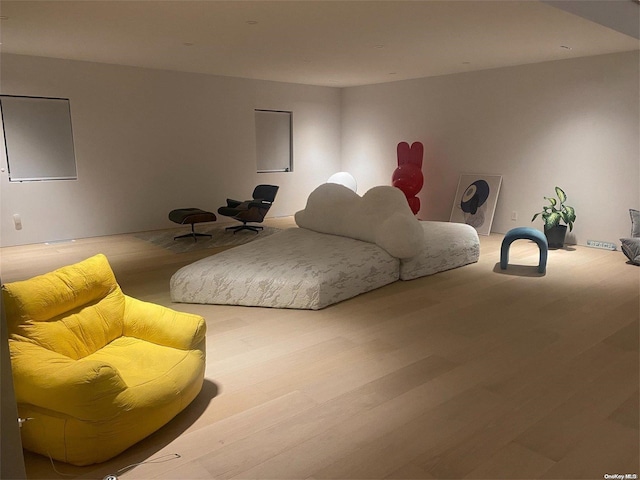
[169,208,216,225]
[620,237,640,265]
[630,209,640,237]
[2,254,125,358]
[88,336,204,405]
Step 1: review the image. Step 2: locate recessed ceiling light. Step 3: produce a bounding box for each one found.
[183,42,194,47]
[374,44,385,49]
[389,72,397,75]
[246,20,258,25]
[462,61,471,65]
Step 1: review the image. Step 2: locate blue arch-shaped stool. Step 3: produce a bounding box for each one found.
[500,227,548,273]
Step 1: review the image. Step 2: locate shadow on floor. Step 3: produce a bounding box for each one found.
[493,262,546,277]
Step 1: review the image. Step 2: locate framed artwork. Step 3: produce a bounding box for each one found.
[450,174,502,235]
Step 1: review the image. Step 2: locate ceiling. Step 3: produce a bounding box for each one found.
[0,1,638,88]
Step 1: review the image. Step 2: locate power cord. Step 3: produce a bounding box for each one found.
[48,453,76,477]
[47,451,181,479]
[103,453,182,479]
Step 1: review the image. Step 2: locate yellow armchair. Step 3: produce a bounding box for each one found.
[2,254,206,466]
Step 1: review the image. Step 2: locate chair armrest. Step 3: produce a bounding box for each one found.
[226,198,243,208]
[247,200,272,209]
[10,340,126,419]
[123,296,206,351]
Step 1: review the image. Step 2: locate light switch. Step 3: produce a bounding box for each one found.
[13,213,22,230]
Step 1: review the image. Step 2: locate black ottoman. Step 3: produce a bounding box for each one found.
[169,208,217,242]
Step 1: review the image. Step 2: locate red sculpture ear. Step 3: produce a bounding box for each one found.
[409,142,423,167]
[397,142,410,166]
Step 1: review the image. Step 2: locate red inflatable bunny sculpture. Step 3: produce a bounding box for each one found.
[392,141,424,215]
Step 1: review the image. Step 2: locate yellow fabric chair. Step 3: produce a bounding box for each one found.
[2,254,206,466]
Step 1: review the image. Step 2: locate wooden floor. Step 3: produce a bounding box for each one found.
[2,218,638,480]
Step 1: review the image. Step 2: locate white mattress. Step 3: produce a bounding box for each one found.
[399,221,480,280]
[170,227,399,310]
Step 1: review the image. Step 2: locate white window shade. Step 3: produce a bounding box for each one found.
[255,109,292,173]
[1,96,77,182]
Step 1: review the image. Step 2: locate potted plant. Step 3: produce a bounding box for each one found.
[531,186,576,248]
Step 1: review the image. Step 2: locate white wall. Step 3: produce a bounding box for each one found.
[341,51,639,246]
[2,51,638,247]
[0,54,342,246]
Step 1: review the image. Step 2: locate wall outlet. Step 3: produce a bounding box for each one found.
[586,240,617,251]
[13,214,22,230]
[511,211,518,221]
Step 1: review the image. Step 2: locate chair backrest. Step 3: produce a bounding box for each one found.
[252,184,279,204]
[2,254,125,359]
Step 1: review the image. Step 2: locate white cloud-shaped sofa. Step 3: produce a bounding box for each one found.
[170,184,480,310]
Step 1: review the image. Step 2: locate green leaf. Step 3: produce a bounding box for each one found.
[564,206,576,223]
[532,213,540,222]
[555,187,567,204]
[546,212,561,227]
[545,196,557,207]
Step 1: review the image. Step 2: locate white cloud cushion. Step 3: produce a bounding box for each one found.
[294,183,424,258]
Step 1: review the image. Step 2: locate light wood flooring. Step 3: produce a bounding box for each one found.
[2,218,638,480]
